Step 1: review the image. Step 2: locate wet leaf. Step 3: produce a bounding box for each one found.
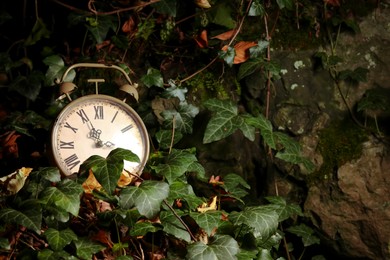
[44,228,77,251]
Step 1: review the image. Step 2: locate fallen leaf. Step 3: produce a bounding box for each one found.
[209,175,224,186]
[194,29,208,48]
[122,17,136,34]
[0,131,20,159]
[91,230,114,248]
[324,0,340,6]
[82,170,102,193]
[222,41,258,64]
[211,29,237,41]
[195,0,211,9]
[197,196,217,213]
[117,170,134,187]
[0,167,33,196]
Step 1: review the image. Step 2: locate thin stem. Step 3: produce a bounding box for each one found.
[163,200,197,241]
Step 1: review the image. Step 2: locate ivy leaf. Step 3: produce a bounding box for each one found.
[245,115,276,149]
[141,68,164,88]
[186,235,239,259]
[187,161,206,180]
[151,149,197,183]
[162,103,199,134]
[156,129,183,149]
[0,201,42,234]
[43,55,76,86]
[44,228,77,251]
[287,224,320,247]
[40,179,83,216]
[160,210,191,242]
[191,211,223,236]
[119,180,169,218]
[36,167,62,183]
[219,46,235,67]
[203,99,241,144]
[82,148,139,194]
[222,173,250,199]
[130,222,161,237]
[152,0,177,17]
[208,3,236,28]
[85,16,116,44]
[238,120,256,141]
[24,18,51,46]
[249,41,269,58]
[237,58,263,80]
[276,0,294,10]
[264,196,303,222]
[74,237,105,260]
[249,0,265,17]
[9,71,43,101]
[37,249,74,259]
[168,181,204,210]
[229,206,278,240]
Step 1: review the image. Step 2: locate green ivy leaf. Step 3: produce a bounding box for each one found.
[156,129,183,149]
[168,181,204,210]
[222,173,250,199]
[0,237,10,250]
[9,71,43,101]
[237,58,263,80]
[44,228,78,251]
[40,179,83,216]
[245,115,276,149]
[152,0,177,17]
[287,224,320,247]
[219,46,235,67]
[141,68,164,88]
[249,0,265,17]
[160,210,191,242]
[130,222,161,237]
[191,211,223,236]
[36,167,62,183]
[264,196,303,222]
[186,235,239,259]
[24,18,51,46]
[162,103,199,134]
[229,206,278,240]
[119,180,169,218]
[276,0,294,10]
[0,201,42,233]
[250,41,269,58]
[74,237,105,260]
[203,99,241,144]
[82,148,139,194]
[43,55,75,86]
[151,149,197,183]
[37,249,75,260]
[207,2,236,28]
[85,16,116,44]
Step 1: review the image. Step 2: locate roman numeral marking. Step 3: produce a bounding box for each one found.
[94,105,104,120]
[64,154,80,170]
[111,111,118,123]
[60,141,74,149]
[76,109,89,124]
[64,122,78,133]
[121,124,133,133]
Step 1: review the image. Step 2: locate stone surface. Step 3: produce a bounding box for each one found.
[304,138,390,259]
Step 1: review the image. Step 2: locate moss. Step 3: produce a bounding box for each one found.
[185,71,240,103]
[308,118,368,183]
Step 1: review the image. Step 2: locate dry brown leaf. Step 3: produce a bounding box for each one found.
[195,0,211,9]
[91,230,114,248]
[211,29,237,41]
[209,175,224,186]
[197,196,217,213]
[222,41,257,64]
[194,29,208,48]
[0,131,20,159]
[117,170,134,187]
[325,0,340,6]
[122,17,136,33]
[82,170,102,194]
[0,167,33,195]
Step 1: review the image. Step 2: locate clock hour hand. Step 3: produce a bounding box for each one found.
[87,127,115,148]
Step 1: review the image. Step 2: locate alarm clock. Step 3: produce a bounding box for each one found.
[51,63,149,176]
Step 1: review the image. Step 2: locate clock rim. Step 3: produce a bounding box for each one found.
[50,94,150,176]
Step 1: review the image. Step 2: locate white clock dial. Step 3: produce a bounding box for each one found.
[51,94,149,176]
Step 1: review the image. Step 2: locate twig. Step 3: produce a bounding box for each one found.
[87,0,161,16]
[163,200,197,241]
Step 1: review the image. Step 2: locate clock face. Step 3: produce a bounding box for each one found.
[51,94,149,176]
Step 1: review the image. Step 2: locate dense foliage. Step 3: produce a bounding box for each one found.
[0,0,380,259]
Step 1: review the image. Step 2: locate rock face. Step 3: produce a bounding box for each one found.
[305,138,390,259]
